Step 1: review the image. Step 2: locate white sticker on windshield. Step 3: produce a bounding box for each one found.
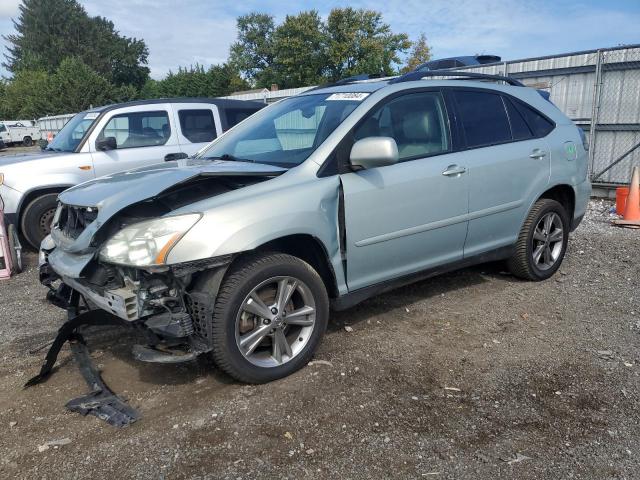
[326,92,370,101]
[84,112,100,120]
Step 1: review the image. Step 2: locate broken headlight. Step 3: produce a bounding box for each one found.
[99,213,201,267]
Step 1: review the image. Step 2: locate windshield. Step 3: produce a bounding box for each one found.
[46,112,100,152]
[198,93,367,167]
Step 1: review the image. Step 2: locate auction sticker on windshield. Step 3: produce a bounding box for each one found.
[326,93,370,101]
[84,112,100,120]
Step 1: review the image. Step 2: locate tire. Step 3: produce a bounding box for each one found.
[20,193,59,249]
[7,224,22,274]
[508,198,569,281]
[209,252,329,384]
[22,136,32,147]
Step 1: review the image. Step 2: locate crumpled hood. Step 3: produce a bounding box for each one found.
[54,158,286,254]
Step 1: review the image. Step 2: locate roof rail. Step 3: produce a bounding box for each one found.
[307,73,388,92]
[389,70,525,87]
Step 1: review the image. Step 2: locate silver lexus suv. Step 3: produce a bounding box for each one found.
[40,71,591,384]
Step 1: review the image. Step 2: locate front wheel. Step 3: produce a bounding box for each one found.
[209,253,329,383]
[508,198,569,281]
[20,193,59,249]
[22,136,33,147]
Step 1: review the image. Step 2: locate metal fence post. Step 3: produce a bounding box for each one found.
[588,49,603,175]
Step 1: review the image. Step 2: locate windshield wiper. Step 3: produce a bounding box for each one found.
[207,153,256,163]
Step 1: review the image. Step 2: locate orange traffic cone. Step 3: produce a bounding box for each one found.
[614,166,640,228]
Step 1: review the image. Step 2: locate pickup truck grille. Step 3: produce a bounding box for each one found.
[57,203,98,240]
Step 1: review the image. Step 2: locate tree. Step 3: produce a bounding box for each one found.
[272,11,326,88]
[324,8,410,81]
[140,63,248,99]
[401,33,432,73]
[4,0,149,88]
[229,13,277,87]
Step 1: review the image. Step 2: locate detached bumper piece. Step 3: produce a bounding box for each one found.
[25,292,141,427]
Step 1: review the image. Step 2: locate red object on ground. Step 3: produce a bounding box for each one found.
[614,166,640,228]
[616,187,629,215]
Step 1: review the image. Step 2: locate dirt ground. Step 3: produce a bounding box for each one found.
[0,199,638,479]
[0,144,41,156]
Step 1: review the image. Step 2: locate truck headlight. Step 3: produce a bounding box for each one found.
[99,213,201,266]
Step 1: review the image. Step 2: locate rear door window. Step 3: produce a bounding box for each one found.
[178,109,217,143]
[454,90,511,148]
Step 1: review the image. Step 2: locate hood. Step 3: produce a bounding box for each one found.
[0,149,68,167]
[54,158,286,254]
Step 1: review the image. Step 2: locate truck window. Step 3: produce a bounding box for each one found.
[0,125,6,133]
[100,111,170,149]
[178,109,217,143]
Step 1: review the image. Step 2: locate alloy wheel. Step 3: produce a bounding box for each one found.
[234,276,316,367]
[531,212,564,271]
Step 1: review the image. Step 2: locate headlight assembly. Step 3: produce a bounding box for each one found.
[99,213,201,267]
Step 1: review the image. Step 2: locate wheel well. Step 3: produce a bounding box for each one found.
[18,187,67,223]
[539,184,575,219]
[252,234,340,298]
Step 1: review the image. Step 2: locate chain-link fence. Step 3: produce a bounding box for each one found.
[588,47,640,184]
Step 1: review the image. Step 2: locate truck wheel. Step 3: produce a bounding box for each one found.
[22,136,33,147]
[20,193,59,249]
[508,199,569,281]
[209,253,329,384]
[7,224,22,274]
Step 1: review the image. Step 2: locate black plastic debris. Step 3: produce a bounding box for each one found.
[25,292,140,427]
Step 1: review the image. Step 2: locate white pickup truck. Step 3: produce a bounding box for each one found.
[0,121,41,147]
[0,98,265,248]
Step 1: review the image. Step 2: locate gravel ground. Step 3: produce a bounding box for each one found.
[0,199,639,479]
[0,145,41,156]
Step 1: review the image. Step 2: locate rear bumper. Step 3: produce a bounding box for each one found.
[571,179,591,231]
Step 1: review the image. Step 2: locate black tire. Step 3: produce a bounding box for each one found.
[508,198,569,281]
[7,224,22,274]
[20,193,59,249]
[209,252,329,384]
[22,136,32,147]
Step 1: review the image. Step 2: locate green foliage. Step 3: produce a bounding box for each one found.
[4,0,149,88]
[324,8,410,81]
[230,8,412,88]
[139,63,249,99]
[1,58,138,119]
[401,33,432,73]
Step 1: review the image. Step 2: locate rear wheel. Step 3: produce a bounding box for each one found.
[22,136,32,147]
[20,193,59,249]
[508,198,569,281]
[209,253,329,384]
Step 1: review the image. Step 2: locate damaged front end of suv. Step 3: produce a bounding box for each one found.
[39,158,292,362]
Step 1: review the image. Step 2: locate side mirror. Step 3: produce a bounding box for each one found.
[349,137,399,170]
[96,136,117,151]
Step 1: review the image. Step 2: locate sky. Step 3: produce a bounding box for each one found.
[0,0,639,80]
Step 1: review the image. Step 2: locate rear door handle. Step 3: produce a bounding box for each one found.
[442,165,467,177]
[529,149,547,160]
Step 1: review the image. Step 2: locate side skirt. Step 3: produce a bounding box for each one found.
[331,245,514,311]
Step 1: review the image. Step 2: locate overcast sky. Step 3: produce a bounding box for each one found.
[0,0,639,79]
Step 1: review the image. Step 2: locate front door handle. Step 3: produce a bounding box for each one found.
[442,165,467,177]
[529,149,547,160]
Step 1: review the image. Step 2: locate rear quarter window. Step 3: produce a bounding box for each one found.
[513,99,555,137]
[178,109,217,143]
[226,108,262,129]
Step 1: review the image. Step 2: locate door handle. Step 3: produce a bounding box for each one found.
[442,165,467,177]
[529,149,547,160]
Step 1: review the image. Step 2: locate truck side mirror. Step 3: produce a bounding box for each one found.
[96,136,117,151]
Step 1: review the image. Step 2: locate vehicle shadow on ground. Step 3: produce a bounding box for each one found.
[36,261,521,389]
